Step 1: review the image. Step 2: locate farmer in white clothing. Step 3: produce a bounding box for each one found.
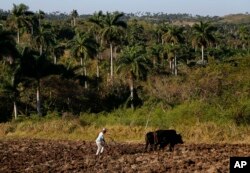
[96,128,107,155]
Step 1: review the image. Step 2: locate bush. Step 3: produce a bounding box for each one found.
[231,99,250,125]
[0,95,12,122]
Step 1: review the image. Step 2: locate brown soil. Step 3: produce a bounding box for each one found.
[0,139,249,173]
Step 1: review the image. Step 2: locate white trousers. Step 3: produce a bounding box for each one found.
[96,141,104,155]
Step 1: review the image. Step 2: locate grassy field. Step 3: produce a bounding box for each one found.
[1,106,250,144]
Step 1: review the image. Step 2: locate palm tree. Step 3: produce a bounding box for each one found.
[147,43,164,68]
[9,3,32,44]
[88,11,105,43]
[88,11,104,28]
[88,11,105,78]
[33,26,55,55]
[27,14,38,36]
[163,44,180,75]
[51,43,65,64]
[0,28,20,119]
[37,10,45,28]
[117,45,151,109]
[192,21,216,65]
[71,9,78,27]
[68,32,98,88]
[101,12,127,81]
[238,25,249,50]
[0,63,21,119]
[26,10,44,36]
[0,28,19,64]
[20,47,73,115]
[20,48,44,115]
[153,23,169,44]
[126,19,146,46]
[162,25,184,45]
[162,25,184,74]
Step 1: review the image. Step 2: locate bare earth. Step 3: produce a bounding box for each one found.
[0,139,250,173]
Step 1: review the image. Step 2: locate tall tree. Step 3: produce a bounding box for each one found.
[88,11,104,28]
[68,32,98,88]
[101,12,127,81]
[37,10,45,28]
[117,45,151,109]
[20,47,72,115]
[0,28,19,64]
[238,25,249,50]
[153,23,169,44]
[33,26,55,55]
[0,28,20,119]
[162,25,184,75]
[162,25,184,45]
[20,48,44,115]
[88,11,105,78]
[51,43,65,64]
[192,21,216,65]
[126,19,147,46]
[71,9,78,27]
[147,43,164,69]
[0,63,21,119]
[163,44,180,75]
[9,3,32,44]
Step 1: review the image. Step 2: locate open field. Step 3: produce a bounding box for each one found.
[1,139,250,172]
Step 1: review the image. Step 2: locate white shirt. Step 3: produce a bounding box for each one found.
[96,132,105,142]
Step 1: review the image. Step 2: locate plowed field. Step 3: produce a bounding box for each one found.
[1,139,249,172]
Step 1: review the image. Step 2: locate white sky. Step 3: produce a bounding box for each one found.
[1,0,250,16]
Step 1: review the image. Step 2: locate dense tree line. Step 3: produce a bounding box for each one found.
[0,4,249,122]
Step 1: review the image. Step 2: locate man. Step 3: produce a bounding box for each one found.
[95,128,107,155]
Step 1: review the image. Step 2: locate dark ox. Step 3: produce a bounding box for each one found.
[145,129,183,152]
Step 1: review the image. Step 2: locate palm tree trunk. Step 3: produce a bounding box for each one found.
[40,45,43,55]
[169,59,174,74]
[39,18,41,28]
[201,45,204,65]
[96,54,100,90]
[54,56,57,64]
[96,55,100,78]
[84,61,87,89]
[17,29,20,44]
[172,60,175,74]
[80,57,83,75]
[110,43,113,80]
[31,26,33,35]
[169,59,172,72]
[37,81,42,116]
[80,57,88,88]
[174,54,177,76]
[130,78,134,109]
[13,101,17,119]
[153,57,156,68]
[73,18,76,27]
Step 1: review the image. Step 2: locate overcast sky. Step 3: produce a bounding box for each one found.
[1,0,250,16]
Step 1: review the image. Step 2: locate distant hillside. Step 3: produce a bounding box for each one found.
[1,8,250,25]
[220,13,250,24]
[170,13,250,26]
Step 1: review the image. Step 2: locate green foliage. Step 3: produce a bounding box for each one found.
[230,98,250,125]
[79,113,98,126]
[0,94,13,122]
[0,4,249,134]
[1,103,250,143]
